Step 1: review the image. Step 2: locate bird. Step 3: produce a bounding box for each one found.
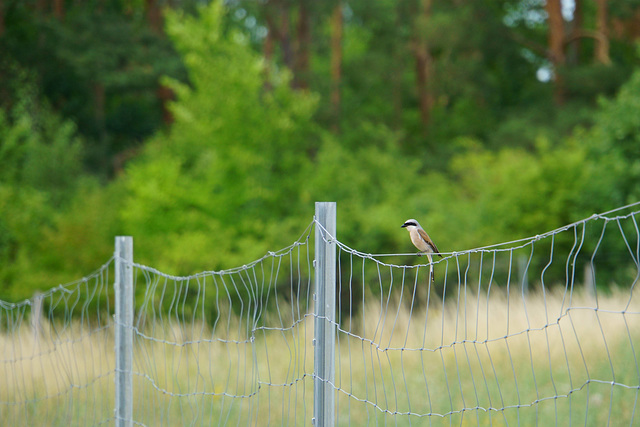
[401,219,442,281]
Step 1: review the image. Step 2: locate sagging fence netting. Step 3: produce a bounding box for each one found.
[1,201,640,426]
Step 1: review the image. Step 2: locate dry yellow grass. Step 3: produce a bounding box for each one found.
[1,286,639,426]
[336,286,640,426]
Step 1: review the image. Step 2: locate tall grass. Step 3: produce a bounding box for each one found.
[1,287,639,426]
[335,286,640,426]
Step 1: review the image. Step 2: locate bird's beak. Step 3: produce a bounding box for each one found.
[401,224,407,228]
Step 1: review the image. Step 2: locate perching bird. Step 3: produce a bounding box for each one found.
[401,219,442,281]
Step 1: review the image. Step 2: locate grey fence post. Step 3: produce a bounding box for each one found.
[313,202,336,426]
[31,292,43,344]
[115,236,134,427]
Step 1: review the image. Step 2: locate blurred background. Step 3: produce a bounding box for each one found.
[1,0,639,301]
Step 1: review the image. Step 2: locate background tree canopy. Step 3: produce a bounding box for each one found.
[0,0,639,301]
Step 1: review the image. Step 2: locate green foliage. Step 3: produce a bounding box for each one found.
[409,68,640,284]
[1,1,185,175]
[0,74,103,299]
[0,81,84,204]
[309,125,423,253]
[333,0,540,156]
[588,68,640,203]
[449,139,612,244]
[1,0,640,304]
[120,2,320,273]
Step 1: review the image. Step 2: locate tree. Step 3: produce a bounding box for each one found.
[412,0,435,128]
[587,67,640,204]
[545,0,566,104]
[145,0,163,33]
[0,0,5,37]
[595,0,611,64]
[0,70,92,299]
[1,1,185,176]
[120,1,320,271]
[293,0,311,89]
[330,0,343,131]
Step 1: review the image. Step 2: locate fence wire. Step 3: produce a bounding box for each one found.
[129,222,315,426]
[0,260,114,425]
[325,202,640,426]
[1,202,640,426]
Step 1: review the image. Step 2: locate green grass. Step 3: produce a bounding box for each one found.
[1,287,639,426]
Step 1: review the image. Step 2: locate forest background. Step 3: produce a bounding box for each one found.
[1,0,639,302]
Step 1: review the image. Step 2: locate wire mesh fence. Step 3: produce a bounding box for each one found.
[1,201,640,426]
[0,262,114,425]
[128,220,316,426]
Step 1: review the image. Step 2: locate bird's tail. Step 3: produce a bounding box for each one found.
[424,253,435,282]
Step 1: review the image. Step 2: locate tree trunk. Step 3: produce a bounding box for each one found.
[145,0,163,34]
[36,0,47,13]
[92,81,109,173]
[611,8,640,41]
[279,2,294,75]
[545,0,565,104]
[0,0,5,37]
[53,0,64,19]
[594,0,611,64]
[157,85,174,125]
[412,0,434,129]
[93,82,106,136]
[630,9,640,39]
[330,1,343,132]
[144,0,174,123]
[392,2,408,129]
[263,23,275,92]
[263,0,280,92]
[293,0,311,90]
[567,0,583,65]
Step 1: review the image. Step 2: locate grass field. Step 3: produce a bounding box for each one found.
[1,286,639,426]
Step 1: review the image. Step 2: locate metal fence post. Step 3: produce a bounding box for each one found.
[313,202,336,426]
[115,236,133,427]
[30,292,43,344]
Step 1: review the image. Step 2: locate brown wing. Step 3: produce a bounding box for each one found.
[418,228,442,257]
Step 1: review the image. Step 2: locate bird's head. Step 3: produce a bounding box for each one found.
[401,219,420,230]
